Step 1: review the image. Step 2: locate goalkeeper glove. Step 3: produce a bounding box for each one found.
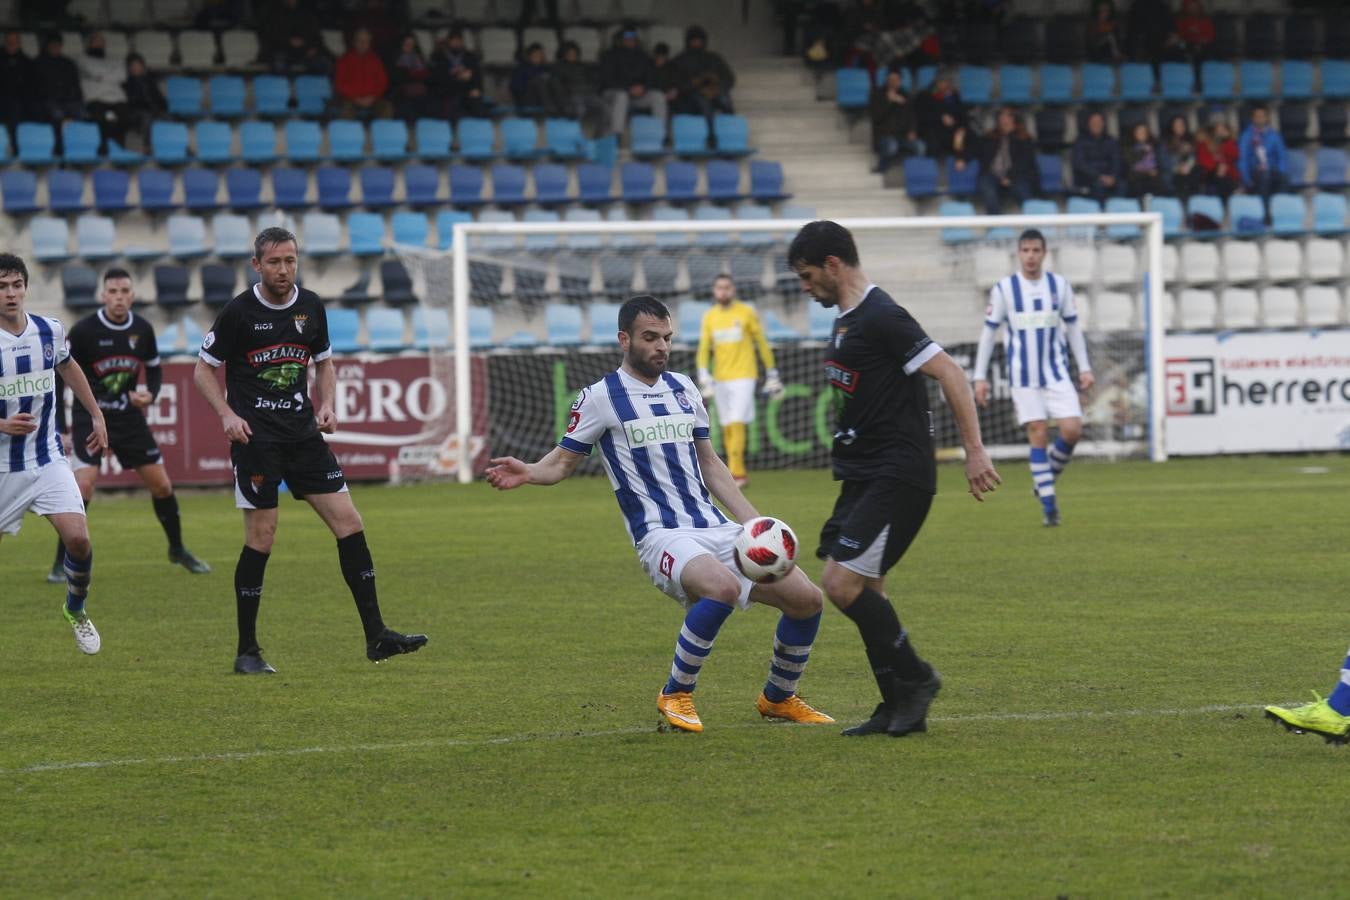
[762,368,784,398]
[697,368,715,400]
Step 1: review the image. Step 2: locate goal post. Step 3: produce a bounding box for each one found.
[397,211,1166,484]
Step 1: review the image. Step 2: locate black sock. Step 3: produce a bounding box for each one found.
[153,494,184,553]
[235,545,269,656]
[337,531,385,642]
[840,587,927,694]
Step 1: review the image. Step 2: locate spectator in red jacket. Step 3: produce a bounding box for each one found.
[335,27,392,119]
[1195,118,1239,199]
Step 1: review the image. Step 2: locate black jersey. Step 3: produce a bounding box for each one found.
[823,286,942,491]
[200,284,331,442]
[66,309,160,425]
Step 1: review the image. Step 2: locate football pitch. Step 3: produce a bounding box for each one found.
[3,454,1348,897]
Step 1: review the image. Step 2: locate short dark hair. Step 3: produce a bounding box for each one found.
[1017,228,1046,249]
[713,273,734,284]
[787,220,860,269]
[618,295,670,334]
[0,253,29,286]
[254,226,298,260]
[103,266,132,284]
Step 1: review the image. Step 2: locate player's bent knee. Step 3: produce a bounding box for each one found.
[64,535,92,559]
[820,565,863,607]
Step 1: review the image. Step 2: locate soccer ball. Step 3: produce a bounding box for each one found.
[733,517,799,584]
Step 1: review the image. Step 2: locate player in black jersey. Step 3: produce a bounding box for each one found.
[193,227,427,673]
[788,220,1001,737]
[47,268,211,582]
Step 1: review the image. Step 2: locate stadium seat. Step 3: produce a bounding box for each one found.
[664,161,699,203]
[30,216,72,262]
[75,214,116,261]
[748,160,790,202]
[1186,195,1226,237]
[62,265,100,309]
[164,76,204,118]
[1198,62,1234,101]
[1225,194,1264,237]
[1269,193,1306,236]
[16,122,56,166]
[153,265,192,308]
[1221,241,1261,282]
[301,211,341,256]
[691,203,732,249]
[283,120,322,164]
[1312,192,1348,235]
[1036,153,1065,194]
[348,212,386,256]
[706,160,743,202]
[150,121,191,165]
[1244,12,1279,59]
[938,200,977,244]
[835,67,870,110]
[240,120,278,165]
[194,120,233,165]
[629,115,666,159]
[1319,103,1349,146]
[371,118,410,162]
[359,166,396,208]
[1177,289,1217,329]
[61,122,102,165]
[449,165,487,207]
[1091,292,1137,331]
[326,307,361,353]
[500,118,540,161]
[1079,64,1114,103]
[1303,285,1343,326]
[577,163,614,204]
[1261,239,1302,282]
[491,164,529,206]
[1259,287,1300,328]
[946,158,979,197]
[294,75,332,116]
[1118,63,1154,103]
[380,259,416,305]
[182,167,221,211]
[1280,60,1314,100]
[1279,104,1311,148]
[271,166,312,209]
[328,121,366,163]
[252,75,290,116]
[207,74,246,118]
[45,169,85,213]
[1218,288,1259,329]
[1055,243,1096,285]
[365,307,406,351]
[178,30,219,68]
[391,210,429,247]
[561,207,604,256]
[672,114,712,158]
[415,118,452,161]
[337,272,374,306]
[1238,61,1274,100]
[403,164,441,206]
[411,307,451,350]
[1326,63,1350,99]
[457,118,496,162]
[1103,197,1141,240]
[1039,64,1073,104]
[212,213,252,258]
[543,304,583,347]
[1305,238,1345,280]
[137,168,177,211]
[807,301,835,339]
[316,166,353,209]
[167,214,209,259]
[712,114,754,157]
[532,164,570,206]
[91,169,131,213]
[1314,148,1348,189]
[997,65,1033,105]
[1285,148,1310,188]
[466,306,493,349]
[1043,18,1085,63]
[620,162,658,203]
[225,168,264,210]
[544,118,586,161]
[902,156,939,198]
[1099,243,1138,285]
[958,66,993,105]
[1179,243,1220,283]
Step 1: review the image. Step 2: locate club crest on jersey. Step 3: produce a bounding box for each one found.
[674,389,694,413]
[43,342,54,361]
[128,334,139,350]
[293,314,309,334]
[834,326,848,349]
[571,388,588,411]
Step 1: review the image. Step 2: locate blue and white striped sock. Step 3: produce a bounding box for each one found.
[663,597,734,695]
[763,611,821,703]
[1030,447,1056,511]
[64,550,92,614]
[1049,436,1074,478]
[1328,647,1350,715]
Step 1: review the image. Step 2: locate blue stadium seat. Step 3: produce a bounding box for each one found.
[651,206,690,253]
[1039,64,1073,104]
[620,161,657,203]
[1079,64,1115,103]
[1187,194,1226,237]
[1105,196,1142,239]
[1067,195,1102,216]
[1321,103,1349,145]
[240,120,278,165]
[457,118,496,161]
[380,258,416,305]
[1022,198,1058,217]
[93,169,131,213]
[207,75,246,117]
[577,163,614,204]
[415,117,452,160]
[271,167,310,208]
[63,266,100,309]
[1160,62,1194,101]
[544,118,586,160]
[733,202,775,248]
[167,214,210,259]
[946,158,980,196]
[914,65,937,91]
[1119,63,1154,102]
[150,121,190,165]
[748,160,790,202]
[182,167,222,211]
[31,216,72,262]
[212,212,253,258]
[359,166,396,208]
[182,317,205,352]
[137,168,177,211]
[226,167,265,210]
[1229,194,1267,236]
[675,299,710,338]
[1269,193,1305,235]
[467,307,493,350]
[561,207,604,254]
[807,301,835,339]
[75,215,117,261]
[999,65,1033,105]
[533,163,569,205]
[629,115,666,159]
[545,304,583,347]
[327,307,361,353]
[412,307,452,350]
[1148,195,1185,238]
[958,66,994,105]
[348,212,385,255]
[712,114,754,157]
[664,161,699,202]
[705,159,743,202]
[0,128,10,165]
[328,121,366,163]
[435,210,473,249]
[316,166,352,209]
[201,264,237,308]
[1280,61,1314,100]
[403,164,442,206]
[165,76,204,117]
[1238,61,1274,100]
[938,200,977,244]
[294,75,332,116]
[760,310,802,342]
[252,75,290,116]
[902,156,938,198]
[1312,192,1348,235]
[195,120,234,164]
[522,208,561,255]
[371,118,409,161]
[692,203,732,248]
[391,211,429,247]
[835,67,869,110]
[283,120,322,163]
[671,114,711,157]
[302,211,341,256]
[61,122,101,165]
[1285,148,1310,188]
[1199,62,1235,101]
[501,117,540,161]
[491,164,529,206]
[449,164,487,207]
[153,265,192,308]
[366,307,406,351]
[1323,61,1350,100]
[106,139,144,166]
[1314,148,1348,189]
[1036,153,1065,194]
[47,170,87,212]
[17,122,56,166]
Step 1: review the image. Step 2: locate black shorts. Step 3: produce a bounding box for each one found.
[817,479,934,578]
[72,413,161,470]
[230,435,347,510]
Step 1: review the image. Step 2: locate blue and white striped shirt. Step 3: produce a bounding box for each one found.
[0,313,68,472]
[974,272,1091,388]
[559,368,729,545]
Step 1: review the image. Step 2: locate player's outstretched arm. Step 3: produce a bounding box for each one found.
[486,445,585,489]
[695,438,758,522]
[920,351,1001,501]
[56,357,107,453]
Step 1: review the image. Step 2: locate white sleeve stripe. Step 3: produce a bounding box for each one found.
[903,341,943,376]
[198,350,223,367]
[313,348,333,362]
[145,356,161,367]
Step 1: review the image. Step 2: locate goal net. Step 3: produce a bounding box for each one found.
[396,212,1165,484]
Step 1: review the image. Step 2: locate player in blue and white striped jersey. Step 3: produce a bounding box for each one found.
[0,253,110,654]
[486,295,833,733]
[972,229,1094,526]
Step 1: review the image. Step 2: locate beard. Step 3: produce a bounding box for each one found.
[628,352,667,380]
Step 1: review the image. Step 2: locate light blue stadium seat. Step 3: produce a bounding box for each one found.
[240,120,278,165]
[62,122,101,165]
[1118,63,1154,102]
[167,213,209,258]
[150,121,190,165]
[522,208,561,253]
[562,207,604,253]
[252,75,290,116]
[939,199,978,244]
[17,122,57,166]
[676,300,711,338]
[1314,148,1348,189]
[165,76,203,117]
[302,211,342,256]
[651,204,690,249]
[629,115,665,159]
[371,118,410,161]
[1269,193,1305,236]
[182,317,205,353]
[692,203,731,248]
[500,117,540,160]
[588,302,621,342]
[348,212,386,255]
[712,114,754,157]
[195,120,233,164]
[544,118,586,160]
[328,120,366,163]
[834,67,869,109]
[294,75,331,115]
[1148,195,1185,238]
[1229,194,1267,236]
[1187,194,1227,237]
[1285,148,1310,188]
[807,301,835,339]
[75,214,116,261]
[671,114,711,157]
[1198,61,1234,101]
[468,306,493,349]
[1105,196,1142,240]
[208,74,246,117]
[999,65,1033,104]
[761,310,801,342]
[391,211,429,247]
[415,117,452,160]
[457,118,496,162]
[1312,192,1348,235]
[1280,60,1314,100]
[413,307,452,350]
[31,216,72,262]
[1322,61,1350,100]
[366,307,406,352]
[327,307,361,353]
[1080,64,1115,102]
[435,209,472,249]
[212,212,253,258]
[958,65,993,105]
[284,120,322,163]
[545,304,583,346]
[1039,64,1073,104]
[1238,61,1274,100]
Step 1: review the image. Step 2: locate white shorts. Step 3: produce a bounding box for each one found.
[0,459,85,536]
[636,522,755,610]
[1011,380,1084,425]
[713,378,756,425]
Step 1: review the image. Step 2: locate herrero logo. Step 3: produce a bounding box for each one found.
[0,369,55,399]
[624,414,696,446]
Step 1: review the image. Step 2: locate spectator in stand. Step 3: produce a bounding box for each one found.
[1160,113,1197,197]
[554,40,602,128]
[1126,0,1181,72]
[389,32,432,122]
[1194,117,1239,198]
[266,0,326,74]
[673,25,736,120]
[334,27,392,119]
[0,31,43,145]
[510,42,564,114]
[122,52,164,149]
[1071,111,1123,203]
[1122,122,1167,198]
[882,4,941,71]
[651,43,681,109]
[869,69,923,174]
[978,108,1039,213]
[344,0,401,61]
[35,32,85,125]
[517,0,563,51]
[431,28,488,121]
[195,0,240,31]
[916,70,967,161]
[599,25,666,138]
[1087,0,1125,63]
[842,0,887,76]
[1237,104,1288,201]
[1174,0,1214,58]
[77,32,129,149]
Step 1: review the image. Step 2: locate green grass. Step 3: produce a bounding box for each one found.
[3,455,1349,898]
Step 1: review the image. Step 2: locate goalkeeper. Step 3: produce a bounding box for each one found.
[696,275,782,487]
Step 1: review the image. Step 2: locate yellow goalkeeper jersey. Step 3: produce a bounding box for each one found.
[696,300,776,381]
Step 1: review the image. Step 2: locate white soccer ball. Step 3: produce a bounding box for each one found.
[733,516,800,584]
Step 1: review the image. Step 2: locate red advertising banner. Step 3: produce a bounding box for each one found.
[84,354,488,487]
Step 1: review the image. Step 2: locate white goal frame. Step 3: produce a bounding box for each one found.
[445,212,1167,483]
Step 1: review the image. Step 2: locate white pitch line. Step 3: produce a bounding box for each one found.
[0,702,1282,776]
